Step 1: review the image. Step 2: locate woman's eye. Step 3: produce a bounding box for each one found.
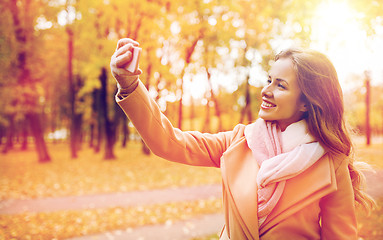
[267,79,272,84]
[278,83,286,89]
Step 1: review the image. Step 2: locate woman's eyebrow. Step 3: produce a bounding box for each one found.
[269,75,289,86]
[276,78,289,85]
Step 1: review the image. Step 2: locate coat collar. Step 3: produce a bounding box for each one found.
[260,152,336,234]
[220,138,337,239]
[221,137,259,239]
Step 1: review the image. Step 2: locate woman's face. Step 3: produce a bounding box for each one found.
[258,58,307,131]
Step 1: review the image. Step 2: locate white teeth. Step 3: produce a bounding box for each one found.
[262,101,276,108]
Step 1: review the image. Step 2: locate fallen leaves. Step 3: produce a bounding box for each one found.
[0,142,221,200]
[0,198,223,240]
[0,142,223,239]
[354,143,383,169]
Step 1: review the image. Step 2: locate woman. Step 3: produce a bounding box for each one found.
[110,38,374,239]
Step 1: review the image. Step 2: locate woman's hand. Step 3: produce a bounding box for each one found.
[110,38,142,88]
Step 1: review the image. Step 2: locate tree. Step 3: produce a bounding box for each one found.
[7,0,51,163]
[65,0,79,158]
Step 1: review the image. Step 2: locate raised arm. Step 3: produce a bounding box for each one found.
[110,38,242,167]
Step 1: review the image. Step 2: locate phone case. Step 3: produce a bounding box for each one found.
[126,47,141,73]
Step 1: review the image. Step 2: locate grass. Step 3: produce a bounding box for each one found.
[0,141,382,239]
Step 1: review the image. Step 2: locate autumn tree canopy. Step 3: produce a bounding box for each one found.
[1,0,382,160]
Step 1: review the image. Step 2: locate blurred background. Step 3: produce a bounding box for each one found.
[0,0,383,239]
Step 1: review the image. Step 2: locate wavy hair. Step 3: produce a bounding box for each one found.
[275,48,375,211]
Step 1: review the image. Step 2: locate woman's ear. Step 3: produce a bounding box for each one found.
[299,95,309,113]
[299,102,308,113]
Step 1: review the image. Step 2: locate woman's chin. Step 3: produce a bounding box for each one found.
[258,110,272,121]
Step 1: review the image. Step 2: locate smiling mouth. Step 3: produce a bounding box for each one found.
[261,101,276,108]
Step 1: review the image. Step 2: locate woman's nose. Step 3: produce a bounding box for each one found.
[261,84,273,98]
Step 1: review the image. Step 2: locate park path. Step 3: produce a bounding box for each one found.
[67,213,224,240]
[0,171,382,240]
[0,184,222,214]
[0,184,224,240]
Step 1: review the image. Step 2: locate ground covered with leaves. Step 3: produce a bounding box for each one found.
[1,141,382,239]
[1,198,222,239]
[0,141,222,239]
[0,142,221,200]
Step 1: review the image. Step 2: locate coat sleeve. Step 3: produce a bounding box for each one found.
[319,155,358,239]
[116,80,243,168]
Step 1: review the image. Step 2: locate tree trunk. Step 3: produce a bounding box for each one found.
[177,38,200,131]
[178,68,186,131]
[142,139,151,155]
[27,112,51,163]
[155,74,162,103]
[2,115,15,153]
[89,122,95,148]
[121,117,129,148]
[178,76,184,130]
[0,125,4,146]
[190,95,195,130]
[239,75,252,124]
[67,27,78,158]
[91,89,100,151]
[95,120,102,153]
[202,96,211,133]
[74,113,83,149]
[206,68,222,132]
[74,75,85,150]
[99,67,115,160]
[21,119,28,150]
[10,0,51,163]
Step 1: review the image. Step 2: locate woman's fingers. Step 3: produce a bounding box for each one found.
[115,50,132,68]
[115,43,134,58]
[110,39,142,87]
[116,38,139,50]
[112,38,140,69]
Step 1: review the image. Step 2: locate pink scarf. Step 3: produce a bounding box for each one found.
[244,119,325,227]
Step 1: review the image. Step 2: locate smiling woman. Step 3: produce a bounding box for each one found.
[111,37,375,239]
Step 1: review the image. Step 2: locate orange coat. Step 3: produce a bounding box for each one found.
[116,81,358,239]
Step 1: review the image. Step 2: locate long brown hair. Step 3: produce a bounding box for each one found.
[275,48,375,211]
